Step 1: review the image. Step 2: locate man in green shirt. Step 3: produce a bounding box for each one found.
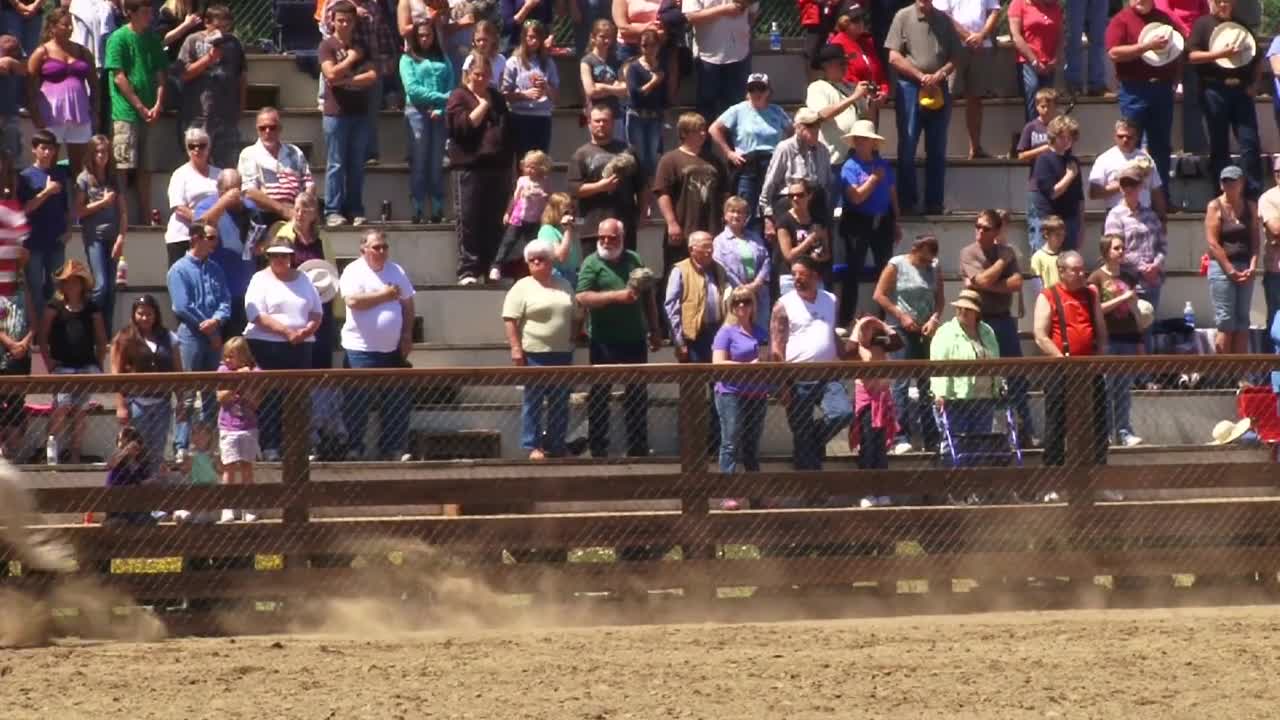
[576,218,661,458]
[103,0,168,225]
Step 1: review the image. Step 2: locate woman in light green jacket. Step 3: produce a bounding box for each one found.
[930,288,1000,444]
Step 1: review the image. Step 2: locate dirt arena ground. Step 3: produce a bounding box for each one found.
[4,605,1279,719]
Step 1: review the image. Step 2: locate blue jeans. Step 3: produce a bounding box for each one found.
[81,220,118,335]
[128,397,173,463]
[786,380,853,470]
[695,57,751,128]
[627,113,663,180]
[343,349,411,459]
[1118,81,1174,201]
[0,10,40,54]
[893,79,951,211]
[1017,63,1054,123]
[1064,0,1107,93]
[715,392,765,473]
[986,315,1035,437]
[1181,63,1207,155]
[1106,338,1141,442]
[890,330,937,448]
[322,114,371,219]
[25,243,66,308]
[405,106,446,218]
[1201,84,1263,199]
[246,339,309,454]
[173,330,223,451]
[1208,258,1255,332]
[511,113,552,161]
[520,351,572,454]
[587,340,649,457]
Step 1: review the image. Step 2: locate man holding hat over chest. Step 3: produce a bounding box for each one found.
[1188,0,1262,198]
[883,0,961,216]
[1105,0,1183,200]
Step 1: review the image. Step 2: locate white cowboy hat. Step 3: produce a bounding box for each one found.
[1208,21,1256,69]
[1136,298,1154,332]
[1210,417,1251,445]
[1139,23,1184,67]
[298,258,340,304]
[842,119,885,142]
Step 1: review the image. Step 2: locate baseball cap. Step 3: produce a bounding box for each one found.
[794,107,821,126]
[746,72,770,90]
[1220,165,1244,182]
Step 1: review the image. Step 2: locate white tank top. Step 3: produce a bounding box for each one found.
[780,290,838,363]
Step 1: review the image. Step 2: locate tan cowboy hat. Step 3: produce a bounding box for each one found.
[951,288,982,313]
[298,258,340,304]
[53,258,93,289]
[1209,21,1256,69]
[1138,23,1184,67]
[842,119,884,142]
[1210,417,1251,445]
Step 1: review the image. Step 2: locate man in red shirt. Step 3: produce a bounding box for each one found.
[1105,0,1182,204]
[1032,250,1109,467]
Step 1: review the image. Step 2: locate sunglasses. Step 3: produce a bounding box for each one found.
[367,244,389,251]
[257,124,279,131]
[598,234,619,240]
[187,143,208,150]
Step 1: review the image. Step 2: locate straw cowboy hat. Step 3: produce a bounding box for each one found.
[842,119,885,142]
[1209,21,1256,69]
[53,258,93,290]
[1210,418,1251,445]
[1138,22,1184,67]
[298,259,340,304]
[951,288,982,313]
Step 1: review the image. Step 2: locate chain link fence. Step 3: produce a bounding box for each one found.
[3,352,1280,636]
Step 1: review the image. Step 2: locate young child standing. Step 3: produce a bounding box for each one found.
[490,149,551,280]
[216,336,259,523]
[1029,214,1066,292]
[1015,88,1058,163]
[533,191,580,287]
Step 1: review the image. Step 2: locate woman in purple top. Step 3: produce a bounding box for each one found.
[712,286,768,479]
[27,8,96,179]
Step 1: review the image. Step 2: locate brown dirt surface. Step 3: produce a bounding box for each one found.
[5,605,1280,719]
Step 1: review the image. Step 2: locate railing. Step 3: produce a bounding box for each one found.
[3,354,1280,637]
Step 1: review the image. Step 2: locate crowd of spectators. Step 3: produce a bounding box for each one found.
[0,0,1279,508]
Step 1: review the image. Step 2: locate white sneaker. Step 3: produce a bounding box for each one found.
[891,441,913,456]
[240,511,258,523]
[487,267,501,282]
[352,216,367,227]
[219,508,237,523]
[1041,491,1061,503]
[458,275,479,286]
[325,213,345,228]
[174,448,187,465]
[1121,434,1144,448]
[172,510,192,523]
[399,452,414,462]
[859,496,880,508]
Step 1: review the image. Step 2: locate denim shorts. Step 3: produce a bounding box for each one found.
[1207,258,1255,332]
[53,364,100,408]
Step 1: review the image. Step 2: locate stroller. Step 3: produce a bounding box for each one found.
[935,398,1024,505]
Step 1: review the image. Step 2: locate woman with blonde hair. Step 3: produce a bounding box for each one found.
[534,191,580,285]
[501,19,559,158]
[711,285,768,476]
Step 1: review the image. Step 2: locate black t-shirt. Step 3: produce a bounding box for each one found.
[1031,150,1084,220]
[1190,14,1258,84]
[48,300,100,368]
[571,140,644,243]
[774,210,831,274]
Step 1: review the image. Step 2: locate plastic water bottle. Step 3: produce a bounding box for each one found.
[46,434,58,465]
[769,22,781,52]
[116,257,128,288]
[1183,301,1195,330]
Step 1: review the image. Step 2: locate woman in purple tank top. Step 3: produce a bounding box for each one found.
[26,8,96,179]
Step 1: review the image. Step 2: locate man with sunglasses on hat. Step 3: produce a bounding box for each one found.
[237,107,316,229]
[176,4,246,170]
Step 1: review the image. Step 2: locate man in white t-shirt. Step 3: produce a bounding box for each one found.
[1087,117,1168,221]
[338,228,417,461]
[683,0,754,128]
[935,0,999,160]
[769,255,852,471]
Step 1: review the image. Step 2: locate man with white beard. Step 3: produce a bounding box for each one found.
[576,218,661,458]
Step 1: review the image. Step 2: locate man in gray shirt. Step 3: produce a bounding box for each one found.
[758,107,831,242]
[884,0,960,215]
